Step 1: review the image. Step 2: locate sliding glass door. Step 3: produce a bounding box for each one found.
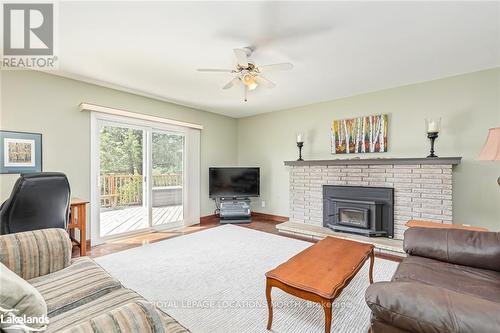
[96,121,185,240]
[151,131,184,228]
[99,124,147,238]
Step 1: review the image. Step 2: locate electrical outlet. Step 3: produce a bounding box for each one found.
[261,200,266,208]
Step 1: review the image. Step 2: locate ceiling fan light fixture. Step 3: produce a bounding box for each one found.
[242,74,254,84]
[197,47,293,101]
[242,74,258,90]
[248,82,258,90]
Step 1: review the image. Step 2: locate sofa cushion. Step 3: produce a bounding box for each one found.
[366,281,500,333]
[0,228,72,280]
[0,262,48,331]
[28,257,122,317]
[45,288,144,332]
[371,319,413,333]
[393,256,500,303]
[403,227,500,272]
[59,300,189,333]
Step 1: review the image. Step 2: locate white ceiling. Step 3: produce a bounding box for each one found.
[56,1,500,118]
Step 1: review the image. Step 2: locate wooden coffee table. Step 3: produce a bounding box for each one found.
[265,237,374,333]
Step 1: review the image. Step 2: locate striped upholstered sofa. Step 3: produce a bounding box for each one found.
[0,228,190,333]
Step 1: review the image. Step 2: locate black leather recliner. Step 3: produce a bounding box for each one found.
[0,172,71,235]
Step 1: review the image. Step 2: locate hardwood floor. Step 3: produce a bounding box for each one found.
[73,220,218,258]
[73,215,402,263]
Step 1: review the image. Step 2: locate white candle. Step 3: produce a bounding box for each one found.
[427,121,437,133]
[296,133,303,143]
[426,118,441,133]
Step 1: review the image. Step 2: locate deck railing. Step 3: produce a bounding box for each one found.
[100,173,182,208]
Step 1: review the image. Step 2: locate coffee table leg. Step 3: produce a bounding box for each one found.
[369,249,374,284]
[322,300,333,333]
[266,278,273,330]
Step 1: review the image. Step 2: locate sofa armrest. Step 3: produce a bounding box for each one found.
[365,281,500,333]
[60,300,190,333]
[403,227,500,271]
[0,228,72,280]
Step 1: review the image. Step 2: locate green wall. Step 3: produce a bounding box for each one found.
[237,68,500,231]
[0,70,237,217]
[2,68,499,232]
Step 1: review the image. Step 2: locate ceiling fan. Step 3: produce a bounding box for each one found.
[197,47,293,102]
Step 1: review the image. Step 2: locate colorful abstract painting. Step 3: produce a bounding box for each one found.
[331,114,388,154]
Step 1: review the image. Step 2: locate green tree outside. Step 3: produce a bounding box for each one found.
[99,127,184,175]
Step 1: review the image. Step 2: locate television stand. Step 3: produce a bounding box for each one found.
[219,197,251,224]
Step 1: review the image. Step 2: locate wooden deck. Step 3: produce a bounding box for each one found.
[100,205,183,237]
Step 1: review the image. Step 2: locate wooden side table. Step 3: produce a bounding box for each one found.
[405,219,489,231]
[68,197,89,256]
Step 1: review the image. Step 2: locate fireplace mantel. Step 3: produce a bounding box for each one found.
[284,157,461,166]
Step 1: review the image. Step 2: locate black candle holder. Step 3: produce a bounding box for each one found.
[296,142,304,161]
[427,132,439,158]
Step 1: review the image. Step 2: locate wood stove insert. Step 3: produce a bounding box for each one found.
[323,185,394,238]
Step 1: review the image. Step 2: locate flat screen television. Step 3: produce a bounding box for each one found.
[209,167,260,198]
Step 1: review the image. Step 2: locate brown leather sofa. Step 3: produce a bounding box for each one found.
[365,227,500,333]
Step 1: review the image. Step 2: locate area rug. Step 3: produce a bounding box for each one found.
[96,224,398,333]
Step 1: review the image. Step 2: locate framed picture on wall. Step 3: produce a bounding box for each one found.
[0,130,42,174]
[331,114,388,154]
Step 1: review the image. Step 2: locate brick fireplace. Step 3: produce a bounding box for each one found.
[284,157,461,240]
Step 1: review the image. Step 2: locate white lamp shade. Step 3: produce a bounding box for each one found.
[478,127,500,160]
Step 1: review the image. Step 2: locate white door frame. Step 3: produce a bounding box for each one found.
[90,111,199,245]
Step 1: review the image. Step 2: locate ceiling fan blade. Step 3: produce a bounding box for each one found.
[257,63,293,73]
[197,68,234,73]
[255,75,276,88]
[223,77,240,90]
[233,48,249,68]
